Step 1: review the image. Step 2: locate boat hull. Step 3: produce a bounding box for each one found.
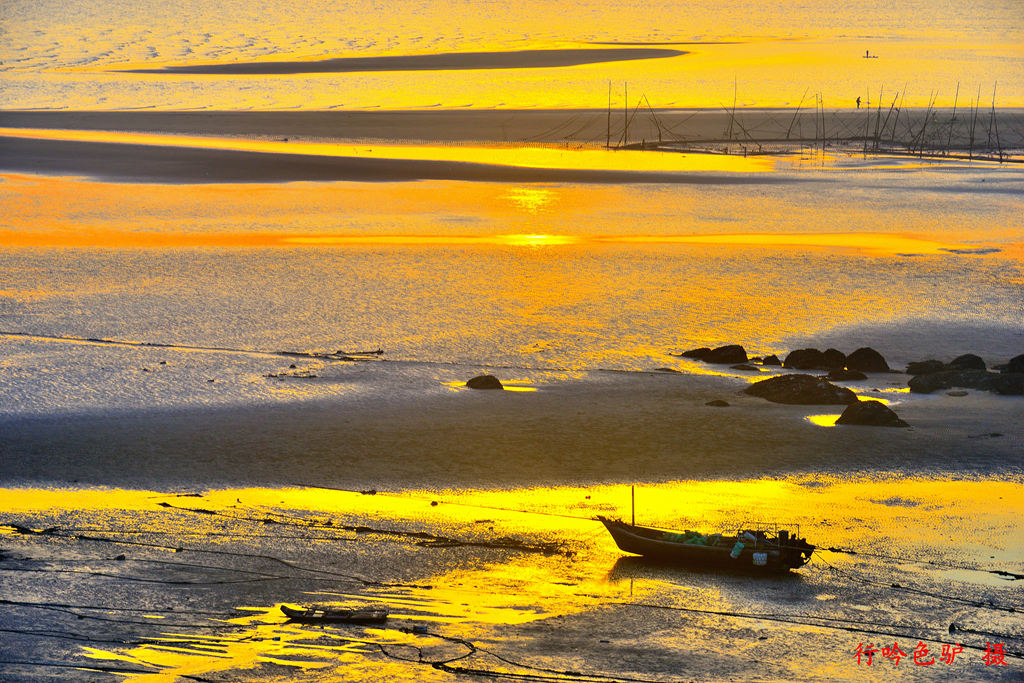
[280,605,389,623]
[598,517,813,573]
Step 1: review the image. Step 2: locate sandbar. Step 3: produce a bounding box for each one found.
[119,48,688,75]
[0,134,804,184]
[2,109,1021,149]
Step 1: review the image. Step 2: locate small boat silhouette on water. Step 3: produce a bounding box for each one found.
[281,605,389,623]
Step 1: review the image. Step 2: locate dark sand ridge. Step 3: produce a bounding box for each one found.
[3,370,1021,490]
[0,135,810,184]
[117,47,688,74]
[587,41,742,45]
[2,108,1022,152]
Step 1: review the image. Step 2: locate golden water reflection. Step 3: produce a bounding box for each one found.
[7,478,1022,526]
[2,167,1018,258]
[504,187,556,214]
[286,234,581,248]
[80,612,389,679]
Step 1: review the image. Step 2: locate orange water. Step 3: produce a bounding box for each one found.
[2,0,1022,109]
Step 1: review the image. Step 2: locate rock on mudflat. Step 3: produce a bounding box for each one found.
[466,374,503,390]
[822,348,847,369]
[906,359,945,375]
[907,369,993,394]
[705,399,730,407]
[743,374,858,405]
[761,354,782,366]
[991,373,1024,395]
[675,344,747,364]
[904,352,1024,395]
[908,368,1024,395]
[704,344,748,364]
[846,347,890,373]
[783,348,826,370]
[836,400,909,427]
[949,354,986,371]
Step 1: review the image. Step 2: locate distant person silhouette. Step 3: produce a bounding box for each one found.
[856,97,861,109]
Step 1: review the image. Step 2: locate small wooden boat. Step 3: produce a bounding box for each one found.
[280,605,389,624]
[598,516,814,573]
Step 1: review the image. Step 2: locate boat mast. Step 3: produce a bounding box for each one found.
[607,80,612,149]
[631,484,635,526]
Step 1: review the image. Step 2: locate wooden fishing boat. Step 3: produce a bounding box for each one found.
[597,516,815,573]
[280,605,389,623]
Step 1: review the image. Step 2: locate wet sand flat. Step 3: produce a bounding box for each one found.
[2,357,1022,489]
[1,481,1021,681]
[2,109,1022,150]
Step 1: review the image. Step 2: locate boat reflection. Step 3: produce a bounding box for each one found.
[607,554,807,582]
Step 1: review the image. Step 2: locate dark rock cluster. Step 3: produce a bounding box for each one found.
[742,375,909,427]
[783,346,889,373]
[676,343,891,379]
[905,353,1024,395]
[675,341,1024,397]
[677,341,1022,423]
